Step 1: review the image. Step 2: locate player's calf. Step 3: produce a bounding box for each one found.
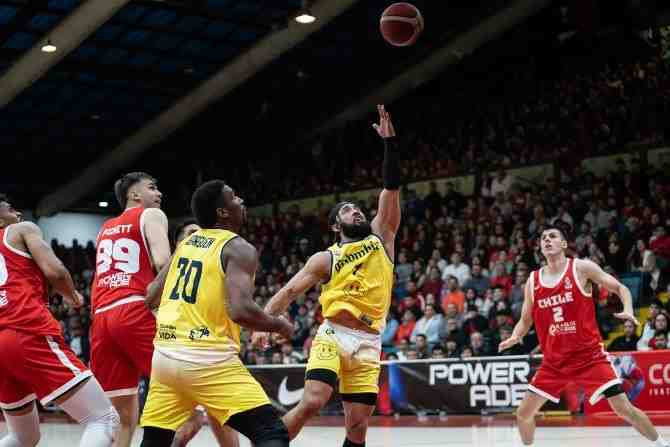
[0,403,41,447]
[57,377,120,447]
[607,393,667,445]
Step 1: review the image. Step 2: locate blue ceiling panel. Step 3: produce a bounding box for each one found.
[28,13,61,32]
[121,29,152,46]
[48,0,79,12]
[175,16,208,33]
[152,33,182,51]
[3,32,37,50]
[116,4,148,24]
[128,52,158,68]
[0,6,18,25]
[203,21,233,38]
[72,43,99,60]
[206,0,233,9]
[94,24,125,42]
[142,9,178,27]
[100,48,128,65]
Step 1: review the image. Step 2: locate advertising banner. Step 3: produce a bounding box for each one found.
[586,350,670,413]
[249,355,567,415]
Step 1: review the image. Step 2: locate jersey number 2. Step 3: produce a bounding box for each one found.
[169,257,203,304]
[552,306,564,323]
[0,253,7,286]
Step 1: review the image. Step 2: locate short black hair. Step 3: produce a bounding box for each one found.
[0,193,8,204]
[171,218,198,248]
[114,172,156,209]
[544,220,572,242]
[191,180,227,228]
[328,201,353,226]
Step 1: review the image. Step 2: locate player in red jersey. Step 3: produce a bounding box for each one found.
[90,172,171,447]
[500,226,668,447]
[0,194,119,446]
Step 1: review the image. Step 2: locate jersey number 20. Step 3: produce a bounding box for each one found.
[169,257,203,304]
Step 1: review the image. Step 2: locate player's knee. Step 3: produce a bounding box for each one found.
[83,406,120,442]
[610,399,634,419]
[301,393,328,416]
[112,399,136,425]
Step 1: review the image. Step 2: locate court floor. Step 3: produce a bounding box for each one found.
[3,417,670,447]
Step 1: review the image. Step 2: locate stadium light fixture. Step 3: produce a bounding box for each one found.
[295,0,316,24]
[98,201,109,208]
[41,40,57,53]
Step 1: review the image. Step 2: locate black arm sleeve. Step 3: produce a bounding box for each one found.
[383,137,401,190]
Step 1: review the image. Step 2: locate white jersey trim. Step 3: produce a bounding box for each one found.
[2,225,32,259]
[94,295,146,314]
[105,387,139,398]
[538,259,570,289]
[571,258,592,297]
[0,393,37,410]
[589,378,623,405]
[527,384,560,403]
[528,272,535,303]
[40,370,92,405]
[139,208,154,271]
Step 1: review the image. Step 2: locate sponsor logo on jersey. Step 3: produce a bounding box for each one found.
[97,272,132,289]
[189,325,211,341]
[185,235,215,249]
[564,277,573,290]
[548,320,577,336]
[333,241,380,273]
[278,377,304,406]
[0,291,7,306]
[158,324,177,341]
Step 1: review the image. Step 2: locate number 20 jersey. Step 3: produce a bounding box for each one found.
[531,258,606,371]
[91,207,156,314]
[154,229,240,358]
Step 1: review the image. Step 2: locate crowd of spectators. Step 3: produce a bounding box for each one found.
[46,51,670,368]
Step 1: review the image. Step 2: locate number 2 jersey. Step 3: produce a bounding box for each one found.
[0,226,60,336]
[530,257,606,371]
[91,207,156,313]
[154,229,241,364]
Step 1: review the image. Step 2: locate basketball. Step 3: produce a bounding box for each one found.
[380,3,424,47]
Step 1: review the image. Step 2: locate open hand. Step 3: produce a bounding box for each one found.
[372,104,396,139]
[498,335,521,352]
[614,311,640,326]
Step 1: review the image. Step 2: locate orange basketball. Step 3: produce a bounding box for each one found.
[380,3,424,47]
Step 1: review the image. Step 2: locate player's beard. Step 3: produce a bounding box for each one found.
[340,221,372,239]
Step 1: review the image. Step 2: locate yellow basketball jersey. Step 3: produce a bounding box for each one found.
[154,229,240,356]
[319,234,394,332]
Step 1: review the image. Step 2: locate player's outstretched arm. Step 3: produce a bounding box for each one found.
[250,251,330,348]
[19,222,83,308]
[577,258,640,325]
[143,207,171,272]
[265,251,330,316]
[223,237,293,339]
[371,105,401,255]
[499,279,533,352]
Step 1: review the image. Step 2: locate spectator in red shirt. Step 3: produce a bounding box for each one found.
[441,276,465,314]
[395,309,417,345]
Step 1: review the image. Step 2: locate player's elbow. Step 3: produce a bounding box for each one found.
[43,264,68,284]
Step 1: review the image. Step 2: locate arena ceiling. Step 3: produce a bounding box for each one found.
[3,0,657,214]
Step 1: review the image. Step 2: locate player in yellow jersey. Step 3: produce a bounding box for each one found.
[168,219,240,447]
[139,180,294,447]
[253,105,402,447]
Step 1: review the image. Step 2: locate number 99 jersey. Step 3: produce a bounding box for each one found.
[91,207,156,313]
[154,229,241,362]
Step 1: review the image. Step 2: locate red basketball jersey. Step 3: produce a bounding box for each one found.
[531,258,605,371]
[0,227,61,336]
[91,207,156,313]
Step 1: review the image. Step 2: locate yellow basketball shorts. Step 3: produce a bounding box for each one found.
[305,320,381,396]
[141,350,270,431]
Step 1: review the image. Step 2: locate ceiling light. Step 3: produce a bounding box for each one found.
[295,0,316,24]
[295,13,316,24]
[98,201,109,208]
[41,40,57,53]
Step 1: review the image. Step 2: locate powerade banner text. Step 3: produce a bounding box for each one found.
[587,350,670,414]
[249,355,566,415]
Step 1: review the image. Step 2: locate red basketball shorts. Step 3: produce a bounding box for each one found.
[90,297,156,397]
[529,356,621,405]
[0,329,92,410]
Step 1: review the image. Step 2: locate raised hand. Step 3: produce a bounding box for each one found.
[372,104,396,139]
